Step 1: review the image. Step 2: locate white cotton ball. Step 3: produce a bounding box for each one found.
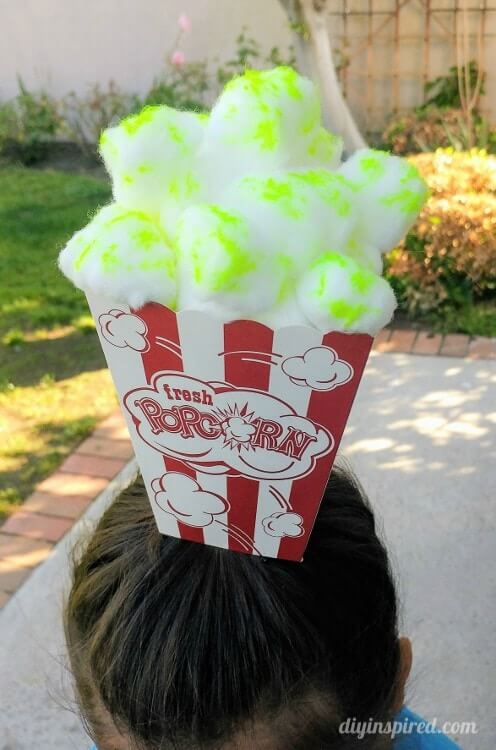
[255,296,309,329]
[344,236,383,274]
[289,127,343,170]
[59,69,407,337]
[220,169,355,275]
[339,148,428,253]
[175,203,287,317]
[200,67,333,192]
[99,105,206,225]
[58,203,177,309]
[297,251,397,335]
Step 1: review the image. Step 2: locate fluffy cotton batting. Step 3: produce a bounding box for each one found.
[221,169,355,274]
[339,148,429,253]
[343,235,383,274]
[175,203,286,318]
[293,127,343,170]
[59,67,429,337]
[200,67,335,191]
[297,251,397,334]
[99,105,206,224]
[58,204,177,309]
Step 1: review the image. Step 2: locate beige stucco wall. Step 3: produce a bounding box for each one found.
[0,0,291,99]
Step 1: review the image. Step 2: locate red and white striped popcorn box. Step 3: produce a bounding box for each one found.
[87,294,373,561]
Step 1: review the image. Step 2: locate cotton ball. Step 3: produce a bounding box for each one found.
[175,203,287,318]
[344,234,383,274]
[339,148,428,253]
[221,169,355,275]
[59,204,177,309]
[297,251,397,335]
[290,127,343,170]
[99,105,206,222]
[201,67,326,191]
[256,296,309,329]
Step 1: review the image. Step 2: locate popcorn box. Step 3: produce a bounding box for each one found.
[87,294,372,561]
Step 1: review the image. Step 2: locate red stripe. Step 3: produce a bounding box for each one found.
[279,332,373,561]
[133,303,182,382]
[224,321,274,554]
[134,303,205,546]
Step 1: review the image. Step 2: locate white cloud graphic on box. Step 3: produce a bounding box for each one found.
[99,309,150,352]
[124,373,333,481]
[152,473,229,527]
[282,346,353,391]
[222,416,256,444]
[262,511,304,538]
[152,472,303,543]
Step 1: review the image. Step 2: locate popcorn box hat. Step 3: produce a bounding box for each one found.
[60,68,428,560]
[88,294,372,561]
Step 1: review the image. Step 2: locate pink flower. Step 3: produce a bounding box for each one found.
[178,13,191,33]
[171,50,186,67]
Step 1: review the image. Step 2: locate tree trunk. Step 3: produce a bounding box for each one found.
[279,0,366,154]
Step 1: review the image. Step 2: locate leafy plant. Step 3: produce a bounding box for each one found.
[386,150,496,320]
[216,29,296,87]
[143,62,210,112]
[422,61,484,110]
[62,81,141,156]
[383,106,496,155]
[382,61,494,155]
[0,78,61,164]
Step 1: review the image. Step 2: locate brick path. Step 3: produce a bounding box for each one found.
[0,412,133,608]
[0,328,494,609]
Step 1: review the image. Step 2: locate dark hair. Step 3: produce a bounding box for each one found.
[65,466,400,750]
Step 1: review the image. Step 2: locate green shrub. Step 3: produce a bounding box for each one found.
[143,62,210,112]
[216,29,295,87]
[382,62,496,155]
[383,106,496,155]
[0,78,61,164]
[422,61,482,109]
[385,150,496,317]
[62,81,141,156]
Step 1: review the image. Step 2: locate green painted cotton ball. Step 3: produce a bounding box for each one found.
[339,148,428,253]
[297,251,397,334]
[221,169,355,274]
[175,203,288,318]
[59,203,177,309]
[99,105,206,222]
[201,67,341,193]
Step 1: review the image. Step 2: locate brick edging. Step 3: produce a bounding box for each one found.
[373,329,495,359]
[1,328,494,608]
[0,410,133,608]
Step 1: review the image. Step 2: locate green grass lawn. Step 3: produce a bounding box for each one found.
[0,167,117,518]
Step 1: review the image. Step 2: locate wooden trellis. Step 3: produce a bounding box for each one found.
[325,0,496,133]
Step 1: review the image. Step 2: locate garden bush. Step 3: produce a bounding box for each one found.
[0,79,61,164]
[382,62,496,155]
[62,82,141,157]
[383,106,496,155]
[410,148,496,196]
[386,149,496,318]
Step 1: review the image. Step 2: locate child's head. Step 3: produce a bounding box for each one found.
[65,467,410,750]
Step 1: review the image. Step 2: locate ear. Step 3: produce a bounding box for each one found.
[392,636,413,713]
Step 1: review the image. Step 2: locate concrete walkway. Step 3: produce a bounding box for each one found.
[0,351,494,750]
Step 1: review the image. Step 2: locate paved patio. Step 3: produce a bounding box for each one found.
[0,349,495,749]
